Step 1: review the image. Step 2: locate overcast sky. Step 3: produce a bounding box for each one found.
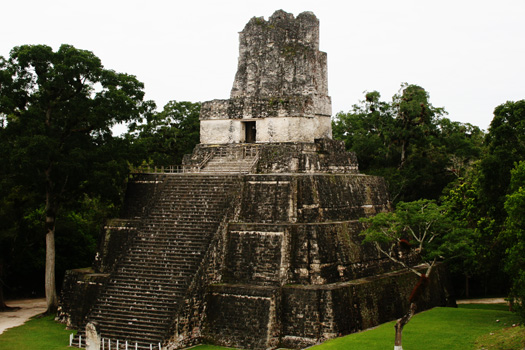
[2,0,524,131]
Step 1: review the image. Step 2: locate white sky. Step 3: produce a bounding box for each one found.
[2,0,525,131]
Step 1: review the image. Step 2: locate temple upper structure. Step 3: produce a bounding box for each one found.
[200,10,332,144]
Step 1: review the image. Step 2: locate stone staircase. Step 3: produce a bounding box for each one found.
[200,146,258,174]
[73,174,240,349]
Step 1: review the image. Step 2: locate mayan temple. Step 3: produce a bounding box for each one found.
[58,10,453,350]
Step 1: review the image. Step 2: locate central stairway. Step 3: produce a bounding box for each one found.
[74,174,241,349]
[200,145,258,174]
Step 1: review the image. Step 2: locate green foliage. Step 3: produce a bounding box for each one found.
[127,100,201,166]
[504,161,525,321]
[0,44,149,301]
[332,90,397,171]
[480,100,525,222]
[333,84,483,202]
[440,173,506,297]
[360,199,474,274]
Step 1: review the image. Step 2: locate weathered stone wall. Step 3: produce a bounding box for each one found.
[238,174,389,223]
[254,139,358,174]
[223,221,406,287]
[199,10,333,144]
[200,115,332,144]
[200,96,331,121]
[94,173,170,273]
[198,170,454,350]
[57,269,109,329]
[230,11,328,106]
[92,219,138,273]
[204,263,454,350]
[279,264,454,348]
[119,173,169,219]
[203,285,280,349]
[184,139,359,174]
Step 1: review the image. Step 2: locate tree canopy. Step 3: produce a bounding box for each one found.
[333,84,484,203]
[479,100,525,222]
[127,100,201,167]
[0,44,150,312]
[504,161,525,319]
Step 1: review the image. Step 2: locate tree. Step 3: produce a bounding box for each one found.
[504,161,525,320]
[393,84,442,169]
[333,84,482,203]
[332,91,397,171]
[479,100,525,223]
[360,199,471,350]
[440,172,503,297]
[0,44,149,313]
[127,100,200,167]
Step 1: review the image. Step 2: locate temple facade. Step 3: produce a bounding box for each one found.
[199,10,332,144]
[58,11,454,350]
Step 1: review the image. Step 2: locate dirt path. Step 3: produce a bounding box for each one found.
[0,298,47,335]
[456,297,507,304]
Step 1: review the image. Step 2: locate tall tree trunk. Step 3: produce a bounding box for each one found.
[0,284,7,311]
[45,214,58,313]
[394,302,417,350]
[0,262,8,311]
[45,176,58,314]
[400,139,407,169]
[1,263,21,312]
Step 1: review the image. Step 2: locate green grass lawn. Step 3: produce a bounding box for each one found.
[309,305,521,350]
[0,314,73,350]
[0,304,522,350]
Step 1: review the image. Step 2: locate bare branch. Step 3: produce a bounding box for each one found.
[374,242,422,277]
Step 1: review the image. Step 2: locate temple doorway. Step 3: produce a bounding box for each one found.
[244,121,256,143]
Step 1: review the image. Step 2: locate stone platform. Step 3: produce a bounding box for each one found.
[59,163,454,349]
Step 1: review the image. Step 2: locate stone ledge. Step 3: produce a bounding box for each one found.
[200,95,331,120]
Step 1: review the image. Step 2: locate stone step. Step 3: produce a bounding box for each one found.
[94,297,179,312]
[78,174,240,348]
[129,236,209,244]
[132,239,208,247]
[95,322,164,342]
[108,278,188,288]
[202,163,252,166]
[145,215,215,221]
[123,249,206,259]
[114,267,193,276]
[124,251,206,260]
[104,279,186,292]
[91,309,173,324]
[121,257,204,266]
[116,264,198,276]
[123,251,206,260]
[92,297,179,311]
[93,314,169,332]
[99,291,183,303]
[92,304,176,319]
[142,219,219,226]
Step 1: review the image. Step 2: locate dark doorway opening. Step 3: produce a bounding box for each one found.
[245,121,256,143]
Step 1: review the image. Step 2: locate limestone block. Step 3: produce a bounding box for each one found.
[85,322,101,350]
[200,119,242,144]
